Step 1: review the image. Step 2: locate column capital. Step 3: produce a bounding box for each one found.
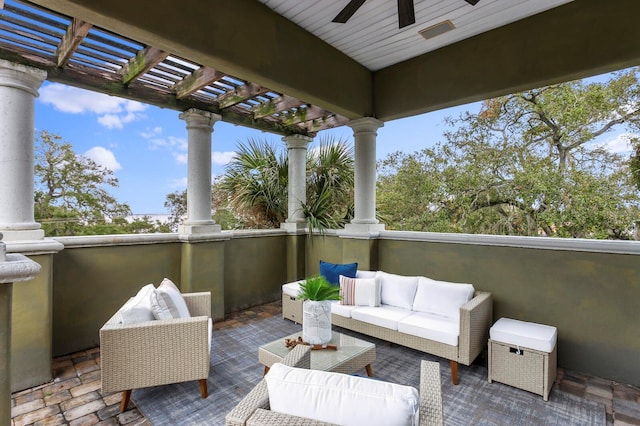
[179,108,222,131]
[348,117,384,135]
[0,59,47,96]
[282,134,312,149]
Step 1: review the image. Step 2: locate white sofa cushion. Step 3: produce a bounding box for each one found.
[412,277,475,322]
[378,271,418,310]
[339,275,381,307]
[490,318,557,353]
[266,363,419,426]
[282,281,303,297]
[356,270,377,279]
[351,305,412,330]
[331,300,359,318]
[150,278,191,319]
[398,312,460,346]
[118,283,156,324]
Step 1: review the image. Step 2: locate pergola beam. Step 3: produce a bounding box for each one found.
[118,46,169,85]
[54,18,91,67]
[173,66,225,100]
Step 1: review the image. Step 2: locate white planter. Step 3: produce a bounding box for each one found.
[302,300,332,345]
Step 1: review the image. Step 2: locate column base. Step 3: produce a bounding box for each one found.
[280,221,307,233]
[178,223,221,235]
[0,229,44,241]
[340,222,386,239]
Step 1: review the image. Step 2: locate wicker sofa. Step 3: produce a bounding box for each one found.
[100,288,212,412]
[283,270,493,385]
[225,345,444,426]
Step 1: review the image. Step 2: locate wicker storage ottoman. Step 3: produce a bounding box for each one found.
[282,282,303,323]
[488,318,557,401]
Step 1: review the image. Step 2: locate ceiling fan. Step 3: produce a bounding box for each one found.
[332,0,480,29]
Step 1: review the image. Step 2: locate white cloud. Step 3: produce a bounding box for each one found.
[212,151,236,166]
[39,83,147,129]
[141,127,163,139]
[169,177,188,189]
[595,133,638,155]
[174,153,188,164]
[83,147,121,171]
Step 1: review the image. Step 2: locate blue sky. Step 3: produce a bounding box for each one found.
[34,72,633,215]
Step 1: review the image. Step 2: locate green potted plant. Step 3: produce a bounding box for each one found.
[299,276,340,345]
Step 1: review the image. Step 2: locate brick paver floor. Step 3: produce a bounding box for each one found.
[11,300,640,425]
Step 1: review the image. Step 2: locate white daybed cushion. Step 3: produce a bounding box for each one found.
[331,300,359,318]
[282,281,303,297]
[412,276,475,322]
[350,305,412,330]
[266,363,419,426]
[377,271,419,310]
[150,278,191,319]
[397,312,459,346]
[118,283,156,324]
[339,275,381,307]
[490,318,557,353]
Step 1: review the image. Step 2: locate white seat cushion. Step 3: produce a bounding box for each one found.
[490,318,557,353]
[282,281,303,297]
[412,277,475,321]
[397,312,459,346]
[378,271,418,310]
[266,363,419,426]
[331,300,359,318]
[350,305,412,330]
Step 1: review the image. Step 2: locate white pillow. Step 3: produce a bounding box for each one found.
[119,283,156,324]
[378,271,419,310]
[150,278,191,319]
[356,270,377,279]
[266,363,419,426]
[339,275,381,307]
[412,276,475,321]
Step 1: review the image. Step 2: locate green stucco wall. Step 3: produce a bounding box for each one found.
[377,239,640,386]
[11,254,52,392]
[52,242,182,356]
[224,235,288,313]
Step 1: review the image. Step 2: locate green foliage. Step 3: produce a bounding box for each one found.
[298,276,341,301]
[33,130,164,236]
[378,67,640,239]
[164,189,187,231]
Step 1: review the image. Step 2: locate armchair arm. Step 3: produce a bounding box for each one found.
[183,292,211,317]
[225,346,312,426]
[458,291,493,365]
[419,361,444,426]
[100,315,210,393]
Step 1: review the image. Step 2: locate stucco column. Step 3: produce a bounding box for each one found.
[344,117,385,234]
[178,109,222,235]
[0,234,41,424]
[281,134,312,232]
[0,60,47,241]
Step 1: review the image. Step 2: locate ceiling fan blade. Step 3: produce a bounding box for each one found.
[398,0,415,28]
[332,0,367,23]
[464,0,480,5]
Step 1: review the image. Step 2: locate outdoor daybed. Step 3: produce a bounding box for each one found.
[225,344,444,426]
[282,269,493,384]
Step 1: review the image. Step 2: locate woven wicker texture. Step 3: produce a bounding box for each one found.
[227,345,444,426]
[100,292,211,393]
[489,339,557,400]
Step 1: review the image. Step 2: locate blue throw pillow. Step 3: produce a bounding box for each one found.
[319,260,358,286]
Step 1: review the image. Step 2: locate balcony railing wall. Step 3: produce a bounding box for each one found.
[9,229,640,391]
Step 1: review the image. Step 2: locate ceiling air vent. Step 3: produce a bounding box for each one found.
[419,20,455,40]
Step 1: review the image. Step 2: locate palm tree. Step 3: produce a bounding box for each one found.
[221,136,354,230]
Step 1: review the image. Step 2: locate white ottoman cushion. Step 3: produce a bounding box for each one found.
[282,281,303,297]
[266,363,419,426]
[490,318,557,353]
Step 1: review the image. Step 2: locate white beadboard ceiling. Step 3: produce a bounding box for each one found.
[258,0,574,71]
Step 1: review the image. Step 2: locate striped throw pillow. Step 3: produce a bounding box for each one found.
[339,275,381,307]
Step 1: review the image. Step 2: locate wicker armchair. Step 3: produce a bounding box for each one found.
[100,291,212,412]
[225,345,444,426]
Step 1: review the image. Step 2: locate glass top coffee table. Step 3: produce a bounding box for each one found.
[259,331,376,376]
